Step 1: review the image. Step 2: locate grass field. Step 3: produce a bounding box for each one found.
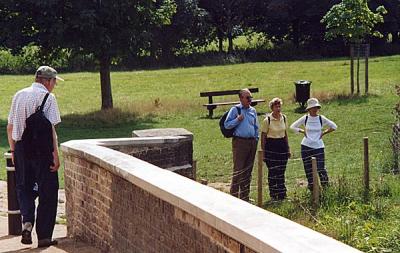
[0,55,399,251]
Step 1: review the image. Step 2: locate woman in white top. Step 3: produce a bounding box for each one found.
[261,98,290,200]
[290,98,337,190]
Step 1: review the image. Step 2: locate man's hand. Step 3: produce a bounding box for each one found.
[50,152,60,172]
[237,114,244,121]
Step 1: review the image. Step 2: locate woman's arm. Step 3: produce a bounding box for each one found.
[290,115,307,135]
[284,130,291,158]
[320,115,337,138]
[261,132,267,151]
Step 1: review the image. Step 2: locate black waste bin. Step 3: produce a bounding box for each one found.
[294,80,311,108]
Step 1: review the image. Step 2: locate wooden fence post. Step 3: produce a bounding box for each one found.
[258,150,263,207]
[312,157,320,209]
[364,137,370,196]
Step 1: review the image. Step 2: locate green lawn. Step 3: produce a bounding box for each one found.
[0,55,399,251]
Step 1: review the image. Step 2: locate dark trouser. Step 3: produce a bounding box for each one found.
[264,138,289,200]
[14,141,58,240]
[301,145,329,190]
[230,137,257,201]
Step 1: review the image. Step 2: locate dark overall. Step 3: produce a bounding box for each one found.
[14,141,58,240]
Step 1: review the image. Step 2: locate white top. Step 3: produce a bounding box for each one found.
[8,83,61,141]
[290,114,337,149]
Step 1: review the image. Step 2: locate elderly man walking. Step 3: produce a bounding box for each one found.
[7,66,63,248]
[224,88,259,201]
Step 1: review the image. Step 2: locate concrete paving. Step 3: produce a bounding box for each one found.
[0,181,99,253]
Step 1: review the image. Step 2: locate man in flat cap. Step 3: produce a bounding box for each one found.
[7,66,63,248]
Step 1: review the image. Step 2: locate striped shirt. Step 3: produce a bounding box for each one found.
[8,83,61,141]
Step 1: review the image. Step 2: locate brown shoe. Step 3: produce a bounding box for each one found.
[37,239,58,248]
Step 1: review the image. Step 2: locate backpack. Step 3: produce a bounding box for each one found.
[21,93,54,159]
[304,115,322,127]
[219,106,241,138]
[267,114,286,125]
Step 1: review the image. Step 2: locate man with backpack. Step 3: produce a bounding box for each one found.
[224,88,259,202]
[7,66,63,248]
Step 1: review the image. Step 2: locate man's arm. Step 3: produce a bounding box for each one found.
[224,107,241,129]
[7,123,15,163]
[50,125,60,172]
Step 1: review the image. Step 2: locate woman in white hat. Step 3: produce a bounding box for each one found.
[261,98,291,200]
[290,98,337,190]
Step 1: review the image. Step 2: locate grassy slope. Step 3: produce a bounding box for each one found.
[0,55,399,251]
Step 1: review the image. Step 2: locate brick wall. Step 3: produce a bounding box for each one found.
[64,153,256,253]
[109,138,193,179]
[62,138,360,253]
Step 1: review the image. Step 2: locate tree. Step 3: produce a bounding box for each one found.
[198,0,247,53]
[0,1,35,52]
[149,0,213,60]
[370,0,400,44]
[321,0,387,94]
[5,0,176,110]
[249,0,339,47]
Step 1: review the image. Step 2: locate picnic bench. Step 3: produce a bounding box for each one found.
[200,87,265,118]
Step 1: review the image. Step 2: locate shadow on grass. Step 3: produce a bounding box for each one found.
[335,93,378,106]
[0,108,159,150]
[294,92,379,111]
[58,108,159,143]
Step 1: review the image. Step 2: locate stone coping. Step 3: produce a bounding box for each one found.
[71,136,188,147]
[61,138,361,253]
[132,128,193,140]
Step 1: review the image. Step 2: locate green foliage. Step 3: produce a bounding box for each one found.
[321,0,388,43]
[198,0,249,52]
[250,0,338,47]
[153,0,177,26]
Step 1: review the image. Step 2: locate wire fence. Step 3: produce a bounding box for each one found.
[201,137,397,207]
[391,85,400,173]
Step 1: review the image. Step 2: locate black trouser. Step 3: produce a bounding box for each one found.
[14,141,58,240]
[301,145,329,190]
[264,138,289,200]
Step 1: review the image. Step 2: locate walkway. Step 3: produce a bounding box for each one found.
[0,181,99,252]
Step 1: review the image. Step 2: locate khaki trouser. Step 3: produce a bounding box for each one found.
[230,137,257,201]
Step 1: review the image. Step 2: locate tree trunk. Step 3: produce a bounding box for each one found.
[218,35,224,53]
[350,45,354,94]
[365,44,369,94]
[392,31,399,44]
[99,55,113,110]
[292,19,300,47]
[228,34,233,54]
[356,43,360,95]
